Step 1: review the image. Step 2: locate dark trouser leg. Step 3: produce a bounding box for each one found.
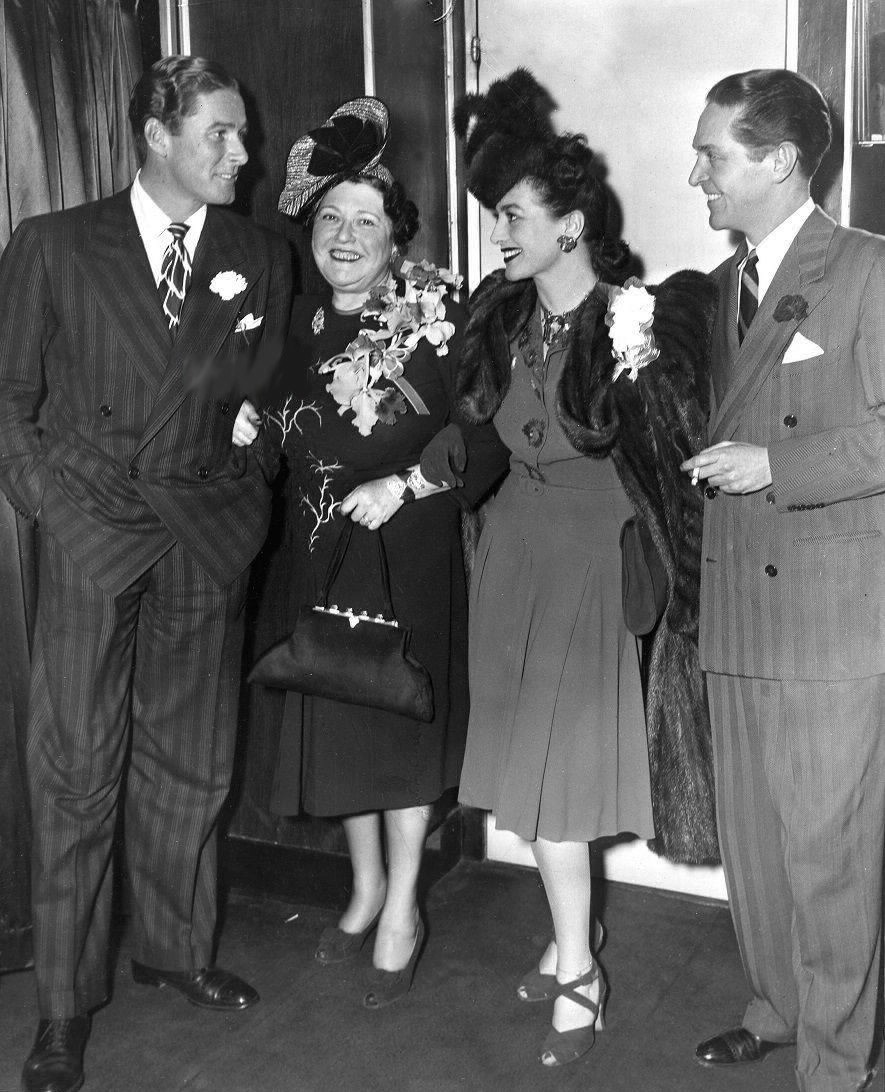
[124,543,248,970]
[27,536,143,1017]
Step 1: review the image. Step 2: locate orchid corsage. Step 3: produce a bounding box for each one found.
[319,257,462,437]
[606,277,659,383]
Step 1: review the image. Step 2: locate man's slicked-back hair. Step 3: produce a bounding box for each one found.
[129,55,240,161]
[707,68,832,180]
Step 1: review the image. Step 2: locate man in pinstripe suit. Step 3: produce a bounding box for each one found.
[0,56,291,1092]
[682,69,885,1092]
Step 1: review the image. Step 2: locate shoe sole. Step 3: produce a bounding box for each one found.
[694,1049,776,1068]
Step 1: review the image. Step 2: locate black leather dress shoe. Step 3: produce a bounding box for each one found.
[131,961,259,1010]
[695,1026,786,1067]
[22,1016,90,1092]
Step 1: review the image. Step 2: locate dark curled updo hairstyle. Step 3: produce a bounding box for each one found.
[129,55,240,162]
[454,68,630,281]
[313,171,420,252]
[530,133,630,282]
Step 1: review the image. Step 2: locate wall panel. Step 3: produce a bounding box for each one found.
[187,0,365,293]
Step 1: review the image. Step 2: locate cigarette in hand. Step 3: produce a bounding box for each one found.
[691,467,700,486]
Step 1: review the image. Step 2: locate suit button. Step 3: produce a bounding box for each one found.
[220,402,230,416]
[99,404,112,417]
[704,486,718,500]
[128,465,139,480]
[764,563,778,577]
[765,491,776,504]
[783,414,797,428]
[197,466,209,480]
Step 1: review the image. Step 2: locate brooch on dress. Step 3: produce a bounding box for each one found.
[311,307,325,336]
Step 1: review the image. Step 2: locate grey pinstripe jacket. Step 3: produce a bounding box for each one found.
[700,207,885,680]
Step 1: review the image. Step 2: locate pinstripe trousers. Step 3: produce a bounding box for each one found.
[707,672,885,1092]
[26,532,250,1018]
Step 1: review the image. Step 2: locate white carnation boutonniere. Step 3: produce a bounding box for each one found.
[606,277,659,383]
[210,270,248,301]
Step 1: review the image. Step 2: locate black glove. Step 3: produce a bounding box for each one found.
[420,422,467,488]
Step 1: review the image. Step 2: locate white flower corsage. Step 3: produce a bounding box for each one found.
[606,277,659,382]
[210,270,248,301]
[235,313,263,334]
[318,258,461,437]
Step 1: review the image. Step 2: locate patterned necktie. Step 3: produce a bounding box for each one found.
[158,222,192,332]
[737,249,759,345]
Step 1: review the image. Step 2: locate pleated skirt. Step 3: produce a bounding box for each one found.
[459,469,655,843]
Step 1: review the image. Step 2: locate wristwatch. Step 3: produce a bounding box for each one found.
[396,472,416,503]
[385,474,414,504]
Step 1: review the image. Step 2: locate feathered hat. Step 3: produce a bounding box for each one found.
[279,96,393,219]
[454,69,559,208]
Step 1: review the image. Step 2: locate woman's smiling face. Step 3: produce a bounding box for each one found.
[311,180,395,307]
[489,179,565,282]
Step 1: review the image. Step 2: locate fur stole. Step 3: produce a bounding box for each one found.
[458,269,721,864]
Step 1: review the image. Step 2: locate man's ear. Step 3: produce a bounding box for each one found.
[143,117,168,159]
[772,140,800,183]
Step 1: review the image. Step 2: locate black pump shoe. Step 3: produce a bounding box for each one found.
[363,918,426,1009]
[22,1016,90,1092]
[315,909,382,965]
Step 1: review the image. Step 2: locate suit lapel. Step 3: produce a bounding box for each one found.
[711,208,835,442]
[710,251,741,411]
[135,208,267,451]
[73,190,172,391]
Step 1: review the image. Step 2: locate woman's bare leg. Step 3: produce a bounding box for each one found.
[531,836,600,1063]
[338,811,387,933]
[372,803,432,970]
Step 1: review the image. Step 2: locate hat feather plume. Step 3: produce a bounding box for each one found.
[454,68,558,168]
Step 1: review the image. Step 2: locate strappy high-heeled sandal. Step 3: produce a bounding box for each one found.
[516,918,605,1003]
[315,908,382,965]
[363,917,426,1009]
[538,958,607,1067]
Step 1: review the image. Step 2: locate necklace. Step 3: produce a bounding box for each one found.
[540,286,597,346]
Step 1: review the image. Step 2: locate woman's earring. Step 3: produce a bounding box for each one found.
[557,234,577,253]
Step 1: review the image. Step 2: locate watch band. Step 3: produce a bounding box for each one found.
[397,471,416,503]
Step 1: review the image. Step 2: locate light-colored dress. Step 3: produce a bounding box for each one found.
[459,297,655,842]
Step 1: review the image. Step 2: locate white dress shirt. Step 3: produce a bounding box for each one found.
[130,170,207,287]
[736,196,815,320]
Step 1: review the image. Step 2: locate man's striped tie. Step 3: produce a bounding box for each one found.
[737,249,758,345]
[158,222,192,332]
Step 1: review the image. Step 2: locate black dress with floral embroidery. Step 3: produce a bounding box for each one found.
[263,290,506,817]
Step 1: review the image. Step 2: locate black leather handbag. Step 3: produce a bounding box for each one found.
[619,516,669,637]
[248,521,434,722]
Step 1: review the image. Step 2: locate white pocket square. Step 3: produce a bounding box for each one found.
[782,330,823,363]
[235,313,263,334]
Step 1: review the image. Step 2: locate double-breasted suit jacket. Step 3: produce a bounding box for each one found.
[700,205,885,1091]
[0,187,292,1017]
[0,187,292,593]
[701,207,885,681]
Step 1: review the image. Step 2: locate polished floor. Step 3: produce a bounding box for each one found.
[0,859,881,1092]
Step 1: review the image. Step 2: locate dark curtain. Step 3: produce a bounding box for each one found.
[0,0,141,973]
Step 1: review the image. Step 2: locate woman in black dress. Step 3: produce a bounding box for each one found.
[241,97,505,1008]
